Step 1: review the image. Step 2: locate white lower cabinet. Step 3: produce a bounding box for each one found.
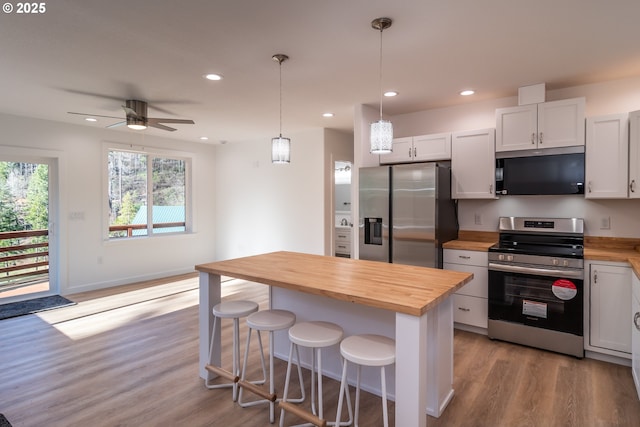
[586,261,632,357]
[632,271,640,399]
[334,228,351,257]
[444,249,488,329]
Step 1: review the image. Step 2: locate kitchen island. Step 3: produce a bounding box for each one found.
[195,251,472,427]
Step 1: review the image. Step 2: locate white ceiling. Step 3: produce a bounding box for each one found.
[2,0,640,144]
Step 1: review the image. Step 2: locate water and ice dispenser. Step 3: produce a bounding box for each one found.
[364,217,383,245]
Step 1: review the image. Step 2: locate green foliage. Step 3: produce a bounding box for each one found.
[0,161,44,233]
[0,183,22,233]
[115,192,140,225]
[25,164,49,230]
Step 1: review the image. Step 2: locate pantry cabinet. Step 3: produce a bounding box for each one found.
[585,113,629,198]
[587,261,632,357]
[444,249,488,330]
[380,133,451,164]
[451,128,495,199]
[495,97,585,152]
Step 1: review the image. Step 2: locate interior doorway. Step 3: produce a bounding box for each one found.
[334,161,352,258]
[0,160,53,302]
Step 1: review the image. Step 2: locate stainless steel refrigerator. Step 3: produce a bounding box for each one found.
[359,162,458,268]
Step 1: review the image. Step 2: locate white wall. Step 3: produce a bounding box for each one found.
[214,128,328,260]
[376,75,640,237]
[0,113,217,295]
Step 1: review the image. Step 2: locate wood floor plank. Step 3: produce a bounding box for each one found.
[1,276,640,426]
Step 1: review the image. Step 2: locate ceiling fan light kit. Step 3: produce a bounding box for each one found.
[125,99,147,130]
[271,53,291,164]
[370,17,394,155]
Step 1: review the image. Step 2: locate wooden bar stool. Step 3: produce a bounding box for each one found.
[205,300,261,401]
[238,309,299,423]
[335,334,395,427]
[279,321,352,427]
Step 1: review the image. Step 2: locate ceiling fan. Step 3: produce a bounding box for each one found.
[68,99,195,132]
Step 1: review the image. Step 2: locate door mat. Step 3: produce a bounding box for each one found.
[0,295,76,320]
[0,414,13,427]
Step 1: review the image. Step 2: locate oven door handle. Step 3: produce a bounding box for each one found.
[488,262,583,279]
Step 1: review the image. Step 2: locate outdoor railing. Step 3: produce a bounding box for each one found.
[108,222,186,238]
[0,229,49,291]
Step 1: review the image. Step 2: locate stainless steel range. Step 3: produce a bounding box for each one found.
[488,217,585,357]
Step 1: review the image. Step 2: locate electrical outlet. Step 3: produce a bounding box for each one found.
[474,213,482,225]
[600,216,611,230]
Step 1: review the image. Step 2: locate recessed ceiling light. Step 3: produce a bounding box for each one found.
[85,117,97,122]
[199,136,209,140]
[384,91,398,97]
[460,90,475,96]
[323,113,334,117]
[204,73,223,81]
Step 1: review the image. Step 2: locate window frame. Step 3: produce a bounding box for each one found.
[103,142,193,240]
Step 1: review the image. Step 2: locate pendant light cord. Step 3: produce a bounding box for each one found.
[279,59,283,138]
[378,26,384,120]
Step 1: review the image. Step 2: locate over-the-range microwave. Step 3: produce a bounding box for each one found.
[495,147,585,196]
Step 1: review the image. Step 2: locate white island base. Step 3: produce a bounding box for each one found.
[270,286,455,419]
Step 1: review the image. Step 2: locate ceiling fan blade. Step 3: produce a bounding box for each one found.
[68,111,124,120]
[147,118,195,125]
[148,122,177,132]
[61,89,128,101]
[121,105,139,118]
[106,121,126,128]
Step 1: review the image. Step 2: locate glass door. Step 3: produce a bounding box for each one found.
[0,160,52,301]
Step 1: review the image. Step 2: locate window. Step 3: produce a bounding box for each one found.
[107,149,188,239]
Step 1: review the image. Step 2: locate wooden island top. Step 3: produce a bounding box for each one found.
[195,251,473,317]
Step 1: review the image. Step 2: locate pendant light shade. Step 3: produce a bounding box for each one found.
[370,119,393,154]
[370,17,393,154]
[272,54,290,164]
[271,135,291,163]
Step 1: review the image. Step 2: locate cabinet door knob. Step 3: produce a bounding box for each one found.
[459,255,471,259]
[631,179,636,193]
[635,312,640,331]
[458,307,471,312]
[588,181,592,193]
[414,146,417,158]
[539,132,544,144]
[531,133,536,144]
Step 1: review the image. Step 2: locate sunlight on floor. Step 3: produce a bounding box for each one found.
[47,278,257,340]
[49,291,198,339]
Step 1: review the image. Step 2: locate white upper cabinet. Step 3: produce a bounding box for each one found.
[495,104,537,152]
[585,113,629,199]
[451,128,496,199]
[630,110,640,198]
[380,133,451,164]
[495,98,586,152]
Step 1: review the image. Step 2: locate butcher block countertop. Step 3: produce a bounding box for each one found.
[195,251,473,317]
[442,230,498,252]
[584,236,640,277]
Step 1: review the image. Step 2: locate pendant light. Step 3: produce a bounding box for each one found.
[370,17,393,154]
[272,54,291,164]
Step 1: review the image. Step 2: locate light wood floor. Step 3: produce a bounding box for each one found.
[1,274,639,427]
